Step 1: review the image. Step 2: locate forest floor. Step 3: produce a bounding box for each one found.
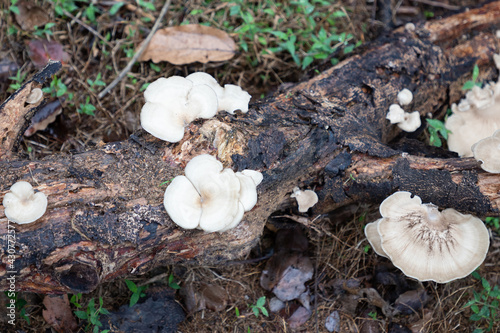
[0,0,499,332]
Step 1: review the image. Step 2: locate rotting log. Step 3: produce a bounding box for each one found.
[1,2,500,293]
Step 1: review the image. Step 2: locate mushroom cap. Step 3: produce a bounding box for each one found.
[397,88,413,106]
[219,84,252,114]
[235,170,263,211]
[163,176,202,229]
[386,104,405,124]
[290,187,319,213]
[377,191,489,283]
[2,181,47,224]
[397,111,421,132]
[26,88,43,104]
[445,80,500,157]
[140,76,218,143]
[364,219,388,258]
[164,154,262,232]
[186,72,252,114]
[471,129,500,173]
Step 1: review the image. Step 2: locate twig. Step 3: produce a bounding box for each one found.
[411,0,460,11]
[62,9,113,49]
[98,0,172,99]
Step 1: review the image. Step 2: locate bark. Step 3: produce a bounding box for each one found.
[1,2,500,293]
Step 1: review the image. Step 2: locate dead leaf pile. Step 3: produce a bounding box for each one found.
[139,24,237,65]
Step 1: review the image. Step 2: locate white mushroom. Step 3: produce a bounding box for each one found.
[163,154,262,232]
[364,219,388,258]
[290,187,318,213]
[368,191,489,283]
[140,76,218,142]
[445,55,500,157]
[2,181,47,224]
[397,88,413,106]
[186,72,252,114]
[26,88,43,104]
[471,129,500,173]
[386,105,421,132]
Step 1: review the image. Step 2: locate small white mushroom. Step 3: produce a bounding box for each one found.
[26,88,43,104]
[2,181,47,224]
[290,187,318,213]
[367,191,489,283]
[140,76,218,142]
[164,154,262,232]
[471,129,500,173]
[387,105,421,132]
[397,88,413,106]
[186,72,252,114]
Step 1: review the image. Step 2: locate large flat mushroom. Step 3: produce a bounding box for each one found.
[366,191,490,283]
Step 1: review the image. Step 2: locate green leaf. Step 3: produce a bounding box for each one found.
[472,64,479,81]
[471,304,480,313]
[462,80,475,90]
[130,292,140,307]
[252,307,259,317]
[74,310,88,319]
[256,296,266,307]
[125,279,138,293]
[100,308,110,315]
[9,5,20,14]
[109,2,125,15]
[260,307,269,317]
[482,278,491,292]
[235,306,240,317]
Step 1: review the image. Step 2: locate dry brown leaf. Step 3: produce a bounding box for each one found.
[139,24,236,65]
[15,1,49,31]
[42,294,78,333]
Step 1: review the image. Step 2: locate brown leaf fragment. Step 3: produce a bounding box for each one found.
[15,1,49,31]
[287,306,311,329]
[394,289,429,315]
[42,294,78,333]
[139,24,237,64]
[200,283,228,312]
[28,40,70,68]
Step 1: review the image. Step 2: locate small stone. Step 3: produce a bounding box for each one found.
[325,310,340,332]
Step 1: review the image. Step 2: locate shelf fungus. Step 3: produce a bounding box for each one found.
[365,191,489,283]
[140,73,251,143]
[2,181,47,224]
[163,154,262,232]
[445,54,500,157]
[471,129,500,173]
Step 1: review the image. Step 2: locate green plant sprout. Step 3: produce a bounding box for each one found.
[124,279,148,307]
[87,73,106,92]
[9,0,19,14]
[78,96,96,116]
[426,118,451,147]
[168,274,181,290]
[71,294,110,333]
[462,64,480,90]
[8,69,27,92]
[463,271,500,332]
[249,296,269,318]
[485,217,499,233]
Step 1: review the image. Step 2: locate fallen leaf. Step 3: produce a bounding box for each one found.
[15,1,49,31]
[200,283,228,312]
[28,39,70,68]
[42,294,78,333]
[139,24,237,64]
[394,289,429,315]
[287,306,311,328]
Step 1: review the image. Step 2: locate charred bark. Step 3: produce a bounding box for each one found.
[1,2,500,293]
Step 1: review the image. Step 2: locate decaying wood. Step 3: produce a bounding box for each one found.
[1,2,500,293]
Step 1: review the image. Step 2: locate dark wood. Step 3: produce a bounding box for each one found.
[1,2,500,293]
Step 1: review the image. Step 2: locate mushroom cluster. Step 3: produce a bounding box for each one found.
[386,88,421,132]
[2,181,47,224]
[365,191,489,283]
[140,72,251,143]
[472,129,500,173]
[445,54,500,157]
[164,154,262,233]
